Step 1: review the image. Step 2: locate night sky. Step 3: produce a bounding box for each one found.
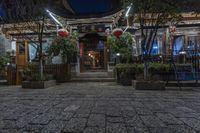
[68,0,112,14]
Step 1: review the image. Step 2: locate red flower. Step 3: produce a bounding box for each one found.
[112,28,123,38]
[57,29,70,37]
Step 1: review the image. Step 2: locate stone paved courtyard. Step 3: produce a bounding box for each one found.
[1,82,200,133]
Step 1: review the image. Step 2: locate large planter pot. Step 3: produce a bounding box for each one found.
[56,64,71,83]
[120,74,133,86]
[115,70,136,86]
[151,73,176,81]
[132,80,166,90]
[22,80,56,89]
[22,81,31,88]
[56,74,71,83]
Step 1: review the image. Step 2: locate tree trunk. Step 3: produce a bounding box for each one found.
[141,27,149,81]
[144,59,149,81]
[39,18,45,80]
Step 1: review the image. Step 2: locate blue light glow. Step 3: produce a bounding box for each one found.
[68,0,111,14]
[151,40,158,55]
[173,36,183,56]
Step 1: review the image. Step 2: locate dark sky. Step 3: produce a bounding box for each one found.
[68,0,112,14]
[0,0,199,24]
[0,0,121,23]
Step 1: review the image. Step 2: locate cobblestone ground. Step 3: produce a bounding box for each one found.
[1,82,200,133]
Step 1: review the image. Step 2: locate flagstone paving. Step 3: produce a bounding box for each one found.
[0,82,200,133]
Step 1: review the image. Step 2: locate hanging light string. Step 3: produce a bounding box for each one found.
[46,9,63,28]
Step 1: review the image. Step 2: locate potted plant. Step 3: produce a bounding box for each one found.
[0,54,10,79]
[107,32,135,63]
[22,64,56,89]
[114,64,143,86]
[48,31,78,82]
[48,31,78,63]
[132,63,170,90]
[149,63,171,80]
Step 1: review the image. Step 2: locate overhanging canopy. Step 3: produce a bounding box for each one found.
[0,0,121,24]
[0,0,199,24]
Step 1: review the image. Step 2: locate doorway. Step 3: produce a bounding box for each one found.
[79,33,107,72]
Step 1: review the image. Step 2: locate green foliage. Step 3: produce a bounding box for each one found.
[0,54,10,73]
[107,32,134,62]
[121,0,183,80]
[149,63,171,75]
[114,63,144,76]
[122,0,182,56]
[22,64,54,81]
[122,0,181,15]
[48,31,78,63]
[114,63,171,81]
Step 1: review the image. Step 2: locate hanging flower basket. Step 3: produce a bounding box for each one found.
[112,28,123,38]
[57,29,70,38]
[169,25,176,33]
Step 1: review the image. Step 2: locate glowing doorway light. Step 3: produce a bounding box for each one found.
[46,9,63,27]
[116,53,121,56]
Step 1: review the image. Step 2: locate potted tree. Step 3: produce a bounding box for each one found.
[22,63,56,89]
[108,32,138,86]
[114,63,143,86]
[107,32,134,64]
[133,63,171,90]
[48,31,78,82]
[121,0,182,90]
[0,54,10,81]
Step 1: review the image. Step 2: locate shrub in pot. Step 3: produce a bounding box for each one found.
[114,64,143,86]
[107,32,135,63]
[22,64,56,89]
[148,63,171,81]
[48,32,78,64]
[133,63,171,90]
[47,32,78,82]
[0,54,10,77]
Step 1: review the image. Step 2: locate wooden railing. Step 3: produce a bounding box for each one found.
[7,66,16,85]
[7,64,71,85]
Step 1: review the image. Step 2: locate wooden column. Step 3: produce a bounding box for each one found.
[16,41,28,85]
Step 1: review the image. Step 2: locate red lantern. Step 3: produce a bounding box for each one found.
[57,29,69,37]
[112,28,123,38]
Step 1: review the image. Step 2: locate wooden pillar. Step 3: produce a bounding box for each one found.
[16,41,28,85]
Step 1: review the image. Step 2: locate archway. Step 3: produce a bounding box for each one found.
[79,33,107,72]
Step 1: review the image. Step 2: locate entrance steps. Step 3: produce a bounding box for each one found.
[0,80,8,85]
[71,72,115,82]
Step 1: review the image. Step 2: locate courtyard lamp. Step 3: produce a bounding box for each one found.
[179,51,187,64]
[116,53,121,64]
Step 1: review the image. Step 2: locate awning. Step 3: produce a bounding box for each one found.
[0,0,122,24]
[0,0,199,24]
[52,0,121,18]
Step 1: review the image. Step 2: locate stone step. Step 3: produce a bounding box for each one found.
[71,78,115,82]
[0,80,8,85]
[73,72,113,78]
